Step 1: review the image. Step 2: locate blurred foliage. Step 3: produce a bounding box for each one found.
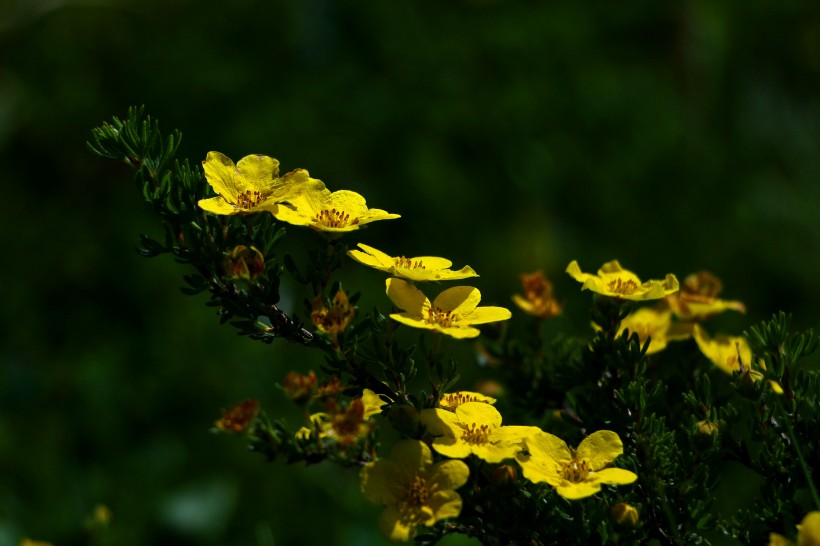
[1,0,818,545]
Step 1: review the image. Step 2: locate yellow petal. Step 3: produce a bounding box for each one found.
[412,256,453,269]
[769,533,793,546]
[693,324,753,374]
[517,454,564,486]
[429,459,470,491]
[202,151,240,201]
[593,467,638,485]
[348,243,394,269]
[360,460,404,505]
[234,154,280,194]
[274,186,331,226]
[492,425,541,446]
[428,490,463,521]
[598,260,630,276]
[525,430,571,464]
[386,278,430,316]
[576,430,624,471]
[277,168,324,202]
[436,325,481,339]
[565,260,594,283]
[361,389,386,419]
[389,313,436,331]
[432,286,481,315]
[463,306,513,326]
[389,439,433,474]
[378,506,415,541]
[420,408,461,437]
[769,380,785,395]
[471,442,521,464]
[556,481,602,500]
[454,402,503,429]
[198,196,243,215]
[357,207,401,225]
[330,189,369,216]
[431,265,479,281]
[798,511,820,546]
[430,437,473,459]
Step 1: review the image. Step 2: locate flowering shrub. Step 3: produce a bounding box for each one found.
[87,108,819,545]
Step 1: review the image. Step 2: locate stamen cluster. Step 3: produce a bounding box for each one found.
[395,257,426,270]
[607,278,639,295]
[236,189,262,209]
[460,422,490,445]
[315,208,353,228]
[426,307,456,328]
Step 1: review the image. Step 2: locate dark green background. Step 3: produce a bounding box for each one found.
[1,1,818,544]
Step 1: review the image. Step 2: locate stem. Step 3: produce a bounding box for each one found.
[430,333,443,361]
[778,404,820,509]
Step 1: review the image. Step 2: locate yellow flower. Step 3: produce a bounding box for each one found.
[692,325,783,394]
[612,308,691,355]
[347,243,478,281]
[361,440,469,541]
[769,511,820,546]
[386,278,511,339]
[512,270,563,318]
[516,430,637,500]
[311,288,355,335]
[18,540,53,546]
[198,152,319,215]
[666,271,746,320]
[566,260,679,301]
[420,402,538,463]
[274,186,399,232]
[439,391,496,411]
[214,399,260,433]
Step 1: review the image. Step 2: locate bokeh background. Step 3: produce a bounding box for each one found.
[1,0,818,545]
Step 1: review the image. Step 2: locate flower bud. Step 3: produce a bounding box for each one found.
[610,503,640,527]
[311,289,355,335]
[214,399,260,433]
[223,245,265,280]
[282,370,318,402]
[696,419,719,436]
[491,464,518,485]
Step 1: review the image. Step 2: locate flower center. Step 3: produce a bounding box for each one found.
[406,475,429,507]
[315,208,357,228]
[236,190,263,209]
[395,257,426,270]
[607,278,639,295]
[426,307,457,328]
[562,458,590,483]
[460,422,490,445]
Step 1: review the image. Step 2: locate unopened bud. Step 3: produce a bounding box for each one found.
[610,503,640,527]
[491,464,518,485]
[214,399,260,433]
[282,370,318,402]
[696,419,719,436]
[224,245,265,280]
